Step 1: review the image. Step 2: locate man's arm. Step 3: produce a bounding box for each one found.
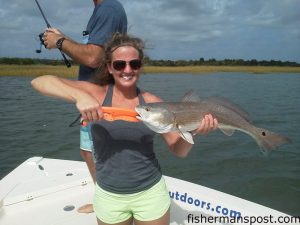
[43,28,104,69]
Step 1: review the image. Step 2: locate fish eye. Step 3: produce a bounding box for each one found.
[262,131,266,136]
[145,107,150,112]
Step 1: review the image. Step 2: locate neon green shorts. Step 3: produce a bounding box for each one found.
[93,177,171,224]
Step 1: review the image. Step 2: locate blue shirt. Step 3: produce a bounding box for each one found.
[79,0,127,81]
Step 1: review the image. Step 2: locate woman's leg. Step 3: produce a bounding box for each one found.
[97,217,133,225]
[134,209,170,225]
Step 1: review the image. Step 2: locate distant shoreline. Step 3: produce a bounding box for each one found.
[0,64,299,77]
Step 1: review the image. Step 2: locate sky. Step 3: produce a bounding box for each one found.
[0,0,299,62]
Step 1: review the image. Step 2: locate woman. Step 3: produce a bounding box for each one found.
[31,33,218,225]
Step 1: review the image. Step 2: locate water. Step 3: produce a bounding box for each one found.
[0,73,299,216]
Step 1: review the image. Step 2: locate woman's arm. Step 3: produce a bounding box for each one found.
[32,75,86,102]
[31,75,104,121]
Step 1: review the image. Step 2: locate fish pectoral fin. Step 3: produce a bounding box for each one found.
[219,126,235,136]
[179,131,194,144]
[174,118,194,144]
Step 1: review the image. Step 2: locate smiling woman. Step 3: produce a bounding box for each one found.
[30,32,218,225]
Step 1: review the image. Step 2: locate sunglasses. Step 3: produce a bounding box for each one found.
[112,59,142,71]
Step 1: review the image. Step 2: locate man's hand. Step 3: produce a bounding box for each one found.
[42,28,65,49]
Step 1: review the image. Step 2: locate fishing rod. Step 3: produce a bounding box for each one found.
[34,0,71,67]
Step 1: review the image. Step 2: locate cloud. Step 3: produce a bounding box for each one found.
[0,0,299,62]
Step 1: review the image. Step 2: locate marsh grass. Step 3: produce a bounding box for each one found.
[1,64,299,77]
[144,65,300,74]
[0,65,79,78]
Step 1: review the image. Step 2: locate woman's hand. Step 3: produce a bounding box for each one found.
[194,114,218,135]
[76,92,103,122]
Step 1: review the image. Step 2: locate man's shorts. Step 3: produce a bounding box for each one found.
[79,119,94,152]
[93,177,171,224]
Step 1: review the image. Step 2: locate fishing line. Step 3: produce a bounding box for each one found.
[68,114,82,127]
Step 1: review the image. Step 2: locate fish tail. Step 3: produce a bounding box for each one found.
[251,127,291,154]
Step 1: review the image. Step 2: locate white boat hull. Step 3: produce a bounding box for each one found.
[0,157,295,225]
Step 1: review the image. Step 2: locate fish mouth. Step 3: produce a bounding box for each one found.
[134,107,142,120]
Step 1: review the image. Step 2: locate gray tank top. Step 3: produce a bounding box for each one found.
[91,85,162,194]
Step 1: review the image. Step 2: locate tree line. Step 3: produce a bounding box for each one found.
[1,57,299,67]
[144,57,300,67]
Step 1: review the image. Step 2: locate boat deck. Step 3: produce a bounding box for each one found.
[0,157,293,225]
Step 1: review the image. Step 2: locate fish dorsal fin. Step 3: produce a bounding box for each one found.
[206,96,252,122]
[181,90,201,102]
